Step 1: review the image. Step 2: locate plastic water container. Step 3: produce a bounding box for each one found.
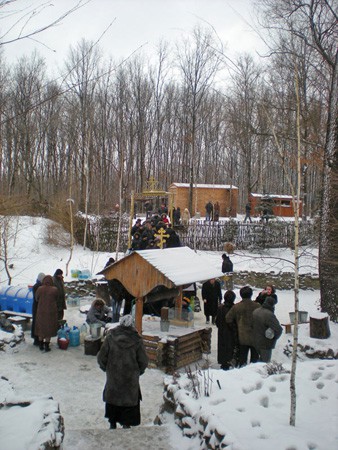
[80,323,88,344]
[78,269,91,280]
[57,328,68,340]
[69,326,80,347]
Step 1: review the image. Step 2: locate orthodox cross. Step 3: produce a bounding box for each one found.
[155,227,170,249]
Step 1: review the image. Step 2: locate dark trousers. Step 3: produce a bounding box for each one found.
[238,345,259,366]
[258,348,272,363]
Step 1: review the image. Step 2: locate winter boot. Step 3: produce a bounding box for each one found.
[44,342,51,352]
[39,341,44,351]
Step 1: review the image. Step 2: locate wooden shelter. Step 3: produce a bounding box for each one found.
[100,246,223,334]
[169,183,238,218]
[99,246,223,370]
[250,193,303,218]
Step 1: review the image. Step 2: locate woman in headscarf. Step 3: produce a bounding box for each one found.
[97,315,148,429]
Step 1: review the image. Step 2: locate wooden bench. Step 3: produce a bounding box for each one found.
[1,310,32,321]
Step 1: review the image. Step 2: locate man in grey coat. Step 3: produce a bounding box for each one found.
[252,297,283,363]
[97,315,148,429]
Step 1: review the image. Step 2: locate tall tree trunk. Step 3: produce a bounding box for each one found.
[319,50,338,322]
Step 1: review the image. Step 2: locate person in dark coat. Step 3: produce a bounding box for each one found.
[205,201,213,221]
[97,314,148,429]
[244,203,252,223]
[165,228,181,248]
[221,253,233,274]
[253,297,283,363]
[215,290,238,370]
[255,285,278,306]
[35,275,59,352]
[131,219,142,236]
[173,207,181,225]
[105,257,115,268]
[53,268,67,322]
[131,231,142,251]
[226,286,260,366]
[202,278,222,325]
[213,201,220,221]
[140,221,155,249]
[31,272,45,346]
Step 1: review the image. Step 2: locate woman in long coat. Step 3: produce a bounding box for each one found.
[97,315,148,429]
[215,290,238,370]
[35,275,59,352]
[202,278,222,324]
[31,272,45,346]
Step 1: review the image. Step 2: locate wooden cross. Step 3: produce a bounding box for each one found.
[155,227,170,249]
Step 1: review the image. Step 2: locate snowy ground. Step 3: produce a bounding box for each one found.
[0,216,337,450]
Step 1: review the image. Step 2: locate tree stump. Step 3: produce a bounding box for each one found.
[310,313,331,339]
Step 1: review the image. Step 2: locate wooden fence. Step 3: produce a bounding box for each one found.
[77,216,317,253]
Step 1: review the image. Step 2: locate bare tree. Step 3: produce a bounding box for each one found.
[176,25,223,213]
[257,0,338,317]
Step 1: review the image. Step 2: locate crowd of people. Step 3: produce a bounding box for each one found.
[130,211,181,251]
[209,283,282,368]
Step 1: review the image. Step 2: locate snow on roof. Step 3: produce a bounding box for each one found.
[170,183,238,190]
[135,246,223,286]
[251,193,294,199]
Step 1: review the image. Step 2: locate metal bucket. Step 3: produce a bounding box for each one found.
[289,311,308,324]
[90,323,102,338]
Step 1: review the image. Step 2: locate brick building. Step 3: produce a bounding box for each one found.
[169,183,238,218]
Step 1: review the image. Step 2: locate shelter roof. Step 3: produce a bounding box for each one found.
[99,246,223,298]
[170,183,238,190]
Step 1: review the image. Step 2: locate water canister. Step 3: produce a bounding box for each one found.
[80,323,88,344]
[78,269,91,280]
[57,327,68,340]
[69,326,80,347]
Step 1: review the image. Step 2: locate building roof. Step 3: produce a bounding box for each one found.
[170,183,238,190]
[251,193,294,199]
[134,246,223,286]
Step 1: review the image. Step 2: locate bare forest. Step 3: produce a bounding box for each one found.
[0,1,337,318]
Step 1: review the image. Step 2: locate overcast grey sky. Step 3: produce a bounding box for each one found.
[1,0,262,70]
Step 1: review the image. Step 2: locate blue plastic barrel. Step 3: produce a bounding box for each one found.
[0,286,33,313]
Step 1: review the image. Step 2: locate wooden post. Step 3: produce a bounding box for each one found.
[175,286,183,320]
[310,313,331,339]
[135,297,144,335]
